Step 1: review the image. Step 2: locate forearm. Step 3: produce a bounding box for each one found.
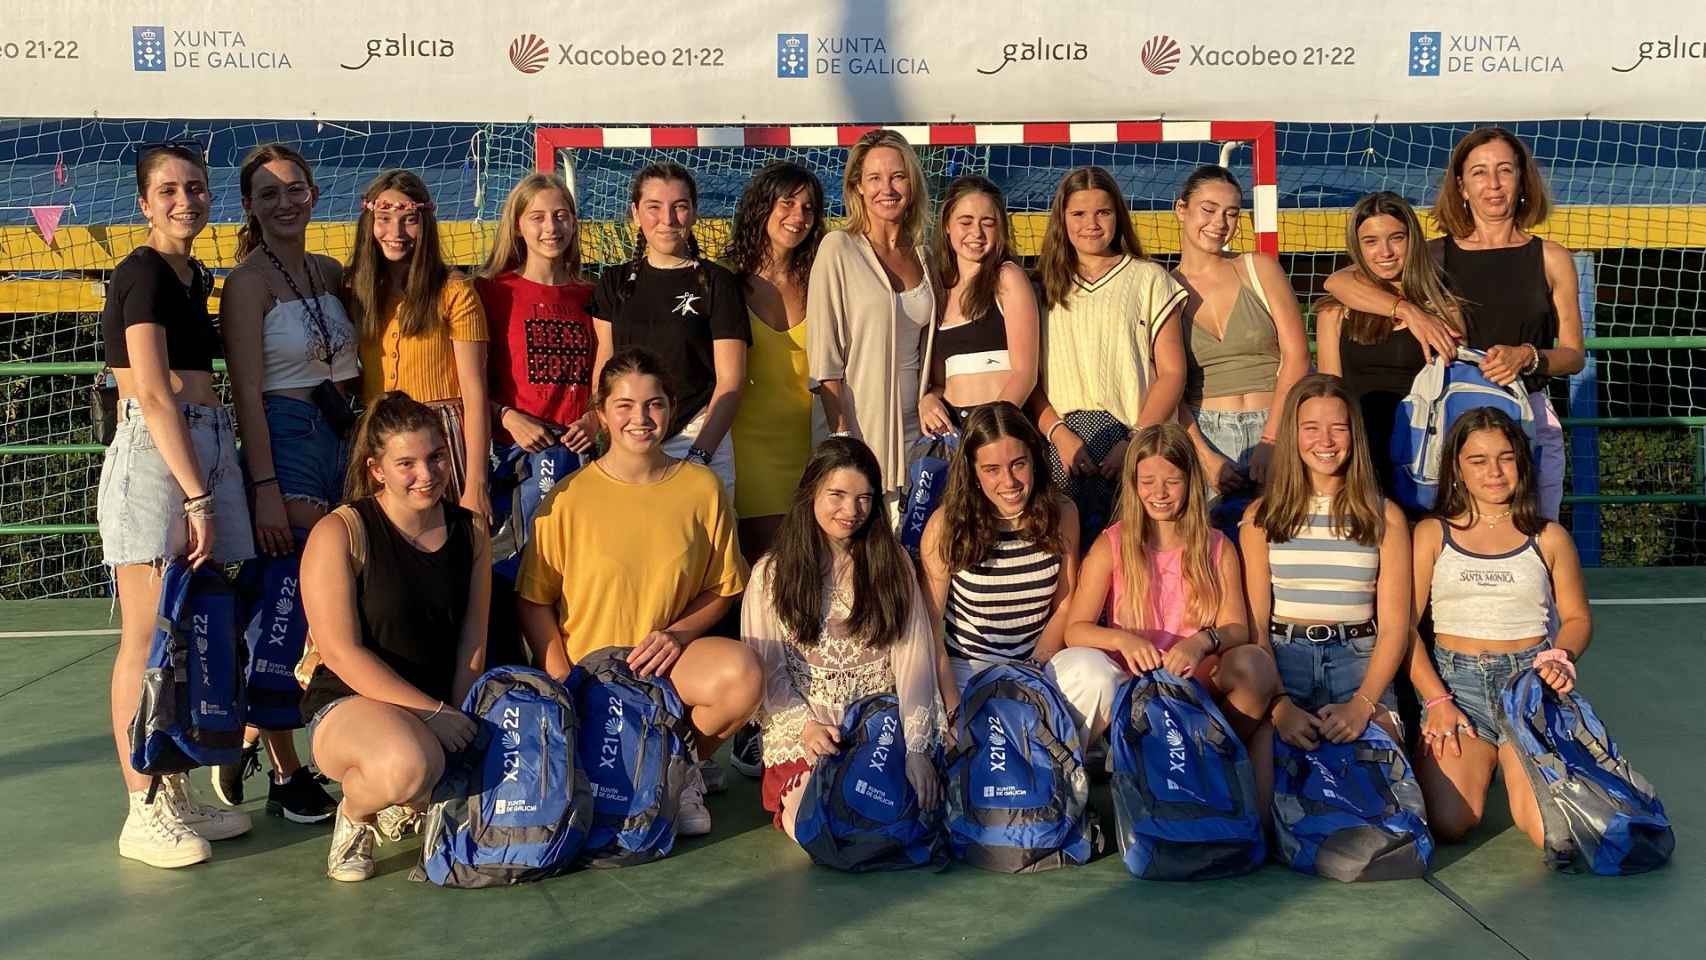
[996,366,1038,410]
[233,384,278,481]
[320,643,442,712]
[1355,627,1410,706]
[690,384,742,453]
[1541,344,1585,378]
[518,599,571,679]
[1406,629,1450,701]
[135,393,208,498]
[816,379,851,433]
[1265,354,1309,436]
[934,640,959,720]
[1322,267,1400,316]
[1064,622,1135,653]
[1552,613,1591,662]
[460,386,490,494]
[1135,367,1184,428]
[667,589,735,642]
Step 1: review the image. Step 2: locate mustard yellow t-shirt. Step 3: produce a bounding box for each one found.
[517,459,749,663]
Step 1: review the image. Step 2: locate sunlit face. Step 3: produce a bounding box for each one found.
[857,146,912,225]
[1063,188,1119,259]
[1458,138,1523,222]
[1355,213,1408,282]
[1456,427,1519,507]
[371,188,424,263]
[369,428,448,507]
[1174,180,1241,254]
[244,158,315,243]
[765,185,817,257]
[519,187,577,266]
[974,436,1032,516]
[140,157,210,242]
[814,466,874,543]
[1135,454,1188,522]
[946,190,1002,265]
[1296,395,1353,479]
[597,373,671,455]
[632,176,696,259]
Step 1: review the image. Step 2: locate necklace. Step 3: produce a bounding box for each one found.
[996,508,1025,521]
[259,240,339,364]
[1480,509,1514,527]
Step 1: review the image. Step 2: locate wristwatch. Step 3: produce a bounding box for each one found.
[685,446,713,465]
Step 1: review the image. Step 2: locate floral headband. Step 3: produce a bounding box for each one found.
[364,198,435,214]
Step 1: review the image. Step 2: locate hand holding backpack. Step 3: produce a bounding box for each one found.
[1271,723,1433,881]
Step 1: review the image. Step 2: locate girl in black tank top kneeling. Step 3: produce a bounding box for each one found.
[299,392,491,882]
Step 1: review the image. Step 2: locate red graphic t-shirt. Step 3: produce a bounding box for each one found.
[476,272,597,443]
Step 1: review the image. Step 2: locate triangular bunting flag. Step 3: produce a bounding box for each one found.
[31,206,66,246]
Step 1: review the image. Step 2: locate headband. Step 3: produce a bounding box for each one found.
[364,198,435,214]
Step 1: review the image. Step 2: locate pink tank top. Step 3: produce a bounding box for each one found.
[1104,522,1227,653]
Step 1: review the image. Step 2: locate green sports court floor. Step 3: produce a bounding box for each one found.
[2,568,1701,960]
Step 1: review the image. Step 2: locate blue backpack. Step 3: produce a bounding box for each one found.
[565,646,696,867]
[1501,668,1674,875]
[794,693,948,872]
[1109,669,1265,880]
[235,531,310,730]
[899,435,956,559]
[413,666,593,887]
[1271,724,1433,881]
[944,662,1098,872]
[129,560,247,776]
[1391,347,1536,513]
[489,443,582,581]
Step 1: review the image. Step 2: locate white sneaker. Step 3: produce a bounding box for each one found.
[375,804,424,843]
[119,790,212,869]
[160,773,253,841]
[677,764,712,837]
[327,804,377,882]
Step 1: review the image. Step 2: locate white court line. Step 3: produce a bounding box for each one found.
[1589,597,1706,606]
[0,628,120,639]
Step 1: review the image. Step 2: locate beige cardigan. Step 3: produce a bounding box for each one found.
[806,230,936,502]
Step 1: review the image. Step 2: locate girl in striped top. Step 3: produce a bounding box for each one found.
[920,402,1079,716]
[1241,373,1412,751]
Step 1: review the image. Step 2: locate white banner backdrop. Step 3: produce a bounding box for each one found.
[1,1,1702,122]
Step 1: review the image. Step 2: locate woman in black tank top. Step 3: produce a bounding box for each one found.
[1321,129,1585,520]
[299,392,492,882]
[918,176,1039,436]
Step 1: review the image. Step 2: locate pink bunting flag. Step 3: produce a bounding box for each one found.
[31,205,66,246]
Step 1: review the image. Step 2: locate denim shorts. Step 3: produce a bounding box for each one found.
[662,404,736,502]
[1272,627,1398,715]
[97,399,254,567]
[305,695,356,756]
[1192,407,1269,469]
[262,394,348,508]
[1430,639,1549,746]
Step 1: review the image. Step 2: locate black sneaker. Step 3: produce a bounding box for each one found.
[266,767,338,824]
[729,722,763,779]
[211,739,262,806]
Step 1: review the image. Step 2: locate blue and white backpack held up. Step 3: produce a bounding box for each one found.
[1390,346,1536,513]
[414,666,593,887]
[944,662,1098,872]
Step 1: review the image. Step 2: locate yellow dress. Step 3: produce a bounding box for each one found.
[732,308,813,518]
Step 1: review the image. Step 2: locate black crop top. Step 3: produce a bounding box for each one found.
[101,246,219,371]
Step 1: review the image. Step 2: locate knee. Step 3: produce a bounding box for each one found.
[711,641,764,716]
[367,742,443,803]
[1218,645,1279,697]
[1429,803,1483,844]
[1048,647,1116,691]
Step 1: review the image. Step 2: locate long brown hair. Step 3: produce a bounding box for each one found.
[1038,165,1147,310]
[1254,373,1385,546]
[726,161,825,292]
[1326,191,1464,345]
[1433,126,1552,237]
[934,175,1014,330]
[841,129,930,247]
[236,142,317,260]
[1113,423,1220,630]
[344,391,445,501]
[477,172,583,282]
[935,402,1067,573]
[764,437,916,649]
[1432,407,1545,536]
[342,169,451,341]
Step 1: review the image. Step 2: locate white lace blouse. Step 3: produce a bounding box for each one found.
[742,555,945,768]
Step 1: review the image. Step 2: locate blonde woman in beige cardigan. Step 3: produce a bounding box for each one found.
[807,129,937,515]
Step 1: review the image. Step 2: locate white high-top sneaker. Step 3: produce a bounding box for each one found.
[118,789,212,868]
[327,804,377,882]
[159,772,253,841]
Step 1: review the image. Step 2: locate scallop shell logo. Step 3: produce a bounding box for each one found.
[604,716,623,736]
[502,730,521,749]
[510,34,550,75]
[877,729,895,747]
[1142,35,1180,76]
[1165,727,1185,749]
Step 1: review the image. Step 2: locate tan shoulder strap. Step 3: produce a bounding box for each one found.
[332,503,366,576]
[1241,252,1273,315]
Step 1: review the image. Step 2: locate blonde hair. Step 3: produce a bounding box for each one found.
[841,129,930,247]
[477,172,582,282]
[1253,374,1385,546]
[1114,423,1220,631]
[1433,126,1552,238]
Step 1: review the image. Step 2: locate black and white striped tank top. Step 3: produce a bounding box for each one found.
[943,531,1061,663]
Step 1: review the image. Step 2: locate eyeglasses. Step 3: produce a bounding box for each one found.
[135,138,206,172]
[253,182,315,206]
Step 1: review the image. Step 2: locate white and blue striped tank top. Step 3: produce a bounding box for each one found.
[1268,494,1380,623]
[943,530,1061,663]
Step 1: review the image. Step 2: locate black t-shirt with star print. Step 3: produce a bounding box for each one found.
[590,258,749,439]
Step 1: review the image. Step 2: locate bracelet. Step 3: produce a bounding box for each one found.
[1045,420,1068,443]
[1203,626,1222,654]
[1521,343,1542,375]
[247,477,278,490]
[1354,692,1379,714]
[1389,296,1405,320]
[426,701,445,721]
[1534,647,1578,679]
[829,430,852,439]
[183,492,213,506]
[1422,693,1455,711]
[685,445,712,465]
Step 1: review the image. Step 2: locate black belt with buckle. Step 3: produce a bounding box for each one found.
[1270,619,1377,643]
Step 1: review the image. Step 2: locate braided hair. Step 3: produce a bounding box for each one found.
[619,161,708,310]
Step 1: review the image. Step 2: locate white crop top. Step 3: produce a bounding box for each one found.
[263,293,359,390]
[1429,523,1554,641]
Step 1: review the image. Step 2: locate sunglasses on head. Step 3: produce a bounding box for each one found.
[135,139,206,171]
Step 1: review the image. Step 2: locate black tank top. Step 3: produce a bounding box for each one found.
[1444,236,1555,393]
[300,497,477,718]
[1339,323,1425,500]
